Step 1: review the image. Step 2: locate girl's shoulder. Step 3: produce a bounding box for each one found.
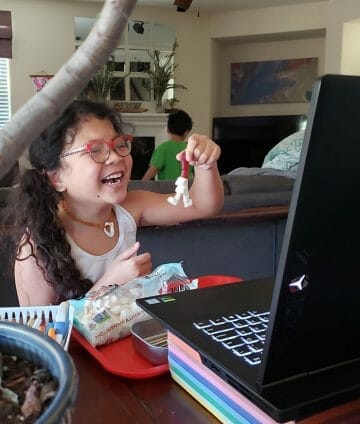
[112,204,137,234]
[121,190,149,224]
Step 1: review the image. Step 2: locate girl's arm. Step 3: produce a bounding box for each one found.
[124,134,224,227]
[15,240,152,304]
[15,243,57,306]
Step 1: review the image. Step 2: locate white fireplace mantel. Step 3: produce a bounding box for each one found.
[122,113,168,148]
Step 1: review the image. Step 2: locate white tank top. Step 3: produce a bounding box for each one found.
[66,205,137,284]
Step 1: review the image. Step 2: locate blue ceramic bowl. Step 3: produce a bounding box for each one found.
[0,321,78,424]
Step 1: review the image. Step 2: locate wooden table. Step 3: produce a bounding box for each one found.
[70,341,360,424]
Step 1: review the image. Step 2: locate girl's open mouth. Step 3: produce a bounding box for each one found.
[101,171,123,185]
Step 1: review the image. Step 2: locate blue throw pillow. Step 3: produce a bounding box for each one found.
[262,130,305,172]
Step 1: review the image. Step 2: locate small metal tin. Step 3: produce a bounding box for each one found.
[131,318,168,365]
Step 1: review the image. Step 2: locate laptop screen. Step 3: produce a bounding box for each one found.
[259,75,360,385]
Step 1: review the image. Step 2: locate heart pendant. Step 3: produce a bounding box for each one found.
[104,221,115,238]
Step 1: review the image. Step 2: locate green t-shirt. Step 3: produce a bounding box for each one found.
[150,140,194,180]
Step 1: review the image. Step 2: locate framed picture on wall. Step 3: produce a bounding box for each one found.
[230,57,318,105]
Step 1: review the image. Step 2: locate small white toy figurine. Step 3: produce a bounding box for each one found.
[167,154,193,208]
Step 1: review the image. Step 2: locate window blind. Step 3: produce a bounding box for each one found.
[0,11,12,59]
[0,58,11,128]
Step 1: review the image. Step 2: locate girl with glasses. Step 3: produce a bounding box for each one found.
[4,100,223,306]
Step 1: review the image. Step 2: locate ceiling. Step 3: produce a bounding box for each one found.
[79,0,328,13]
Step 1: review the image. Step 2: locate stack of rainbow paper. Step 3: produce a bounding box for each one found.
[168,332,294,424]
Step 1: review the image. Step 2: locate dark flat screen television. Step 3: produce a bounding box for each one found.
[212,115,307,174]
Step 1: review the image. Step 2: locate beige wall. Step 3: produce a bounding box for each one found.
[214,37,325,117]
[120,5,213,133]
[209,1,326,118]
[3,0,360,135]
[2,0,212,135]
[209,0,360,119]
[342,19,360,74]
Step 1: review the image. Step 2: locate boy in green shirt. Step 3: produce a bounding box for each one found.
[142,109,194,180]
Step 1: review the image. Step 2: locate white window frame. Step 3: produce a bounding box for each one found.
[0,58,11,128]
[75,19,176,108]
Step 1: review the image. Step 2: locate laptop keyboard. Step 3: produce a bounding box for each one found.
[193,310,269,366]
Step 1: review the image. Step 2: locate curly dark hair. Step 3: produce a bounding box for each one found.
[2,100,124,303]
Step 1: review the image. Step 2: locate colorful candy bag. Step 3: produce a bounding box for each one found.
[70,263,197,347]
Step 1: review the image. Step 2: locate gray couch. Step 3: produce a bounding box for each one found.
[129,174,293,279]
[135,212,287,281]
[128,174,294,214]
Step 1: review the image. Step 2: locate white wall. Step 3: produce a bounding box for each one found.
[342,19,360,74]
[214,37,325,117]
[209,2,327,118]
[2,0,212,135]
[4,0,360,135]
[209,0,360,119]
[4,1,100,112]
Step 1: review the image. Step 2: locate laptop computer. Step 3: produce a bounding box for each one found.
[136,74,360,422]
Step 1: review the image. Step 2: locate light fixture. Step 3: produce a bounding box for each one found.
[132,21,144,34]
[173,0,193,12]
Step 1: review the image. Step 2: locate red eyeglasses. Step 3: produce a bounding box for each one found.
[61,134,133,163]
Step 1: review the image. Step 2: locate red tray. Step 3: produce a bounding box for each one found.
[72,274,241,379]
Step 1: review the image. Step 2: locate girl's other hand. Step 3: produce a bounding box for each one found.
[94,241,152,289]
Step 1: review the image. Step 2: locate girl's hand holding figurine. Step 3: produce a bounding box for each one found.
[181,133,221,170]
[168,134,221,207]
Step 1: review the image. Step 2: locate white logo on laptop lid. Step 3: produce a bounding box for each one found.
[288,274,308,293]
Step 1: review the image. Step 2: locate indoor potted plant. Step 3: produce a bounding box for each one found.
[147,41,187,112]
[79,56,120,104]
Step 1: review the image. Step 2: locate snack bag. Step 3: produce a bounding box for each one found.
[70,263,197,347]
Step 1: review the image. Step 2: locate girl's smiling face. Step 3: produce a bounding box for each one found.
[55,115,133,206]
